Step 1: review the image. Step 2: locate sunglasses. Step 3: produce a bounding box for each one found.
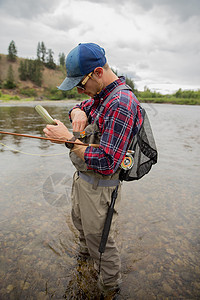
[76,72,93,90]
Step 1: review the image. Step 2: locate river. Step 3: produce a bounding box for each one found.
[0,102,200,299]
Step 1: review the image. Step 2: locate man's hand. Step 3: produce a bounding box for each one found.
[43,119,73,143]
[71,108,88,132]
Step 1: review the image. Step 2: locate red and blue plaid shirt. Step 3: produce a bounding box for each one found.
[69,77,143,175]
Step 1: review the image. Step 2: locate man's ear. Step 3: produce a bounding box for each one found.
[93,67,103,78]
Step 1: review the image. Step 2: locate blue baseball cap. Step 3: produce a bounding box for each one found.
[58,43,107,91]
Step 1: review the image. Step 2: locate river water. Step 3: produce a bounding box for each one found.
[0,102,199,299]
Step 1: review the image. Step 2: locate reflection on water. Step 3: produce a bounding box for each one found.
[0,105,72,151]
[0,102,200,299]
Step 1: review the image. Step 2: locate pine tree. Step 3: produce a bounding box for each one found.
[8,40,17,62]
[37,42,41,60]
[59,52,65,66]
[33,60,42,86]
[18,60,27,80]
[40,42,46,63]
[46,49,56,69]
[4,65,16,88]
[27,59,42,85]
[27,59,33,80]
[18,58,43,86]
[125,76,136,93]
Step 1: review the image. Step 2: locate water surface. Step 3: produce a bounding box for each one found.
[0,102,200,299]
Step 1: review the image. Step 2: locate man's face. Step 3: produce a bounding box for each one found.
[76,70,103,98]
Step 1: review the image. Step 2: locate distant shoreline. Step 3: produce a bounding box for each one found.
[0,95,200,106]
[1,99,200,106]
[0,99,79,105]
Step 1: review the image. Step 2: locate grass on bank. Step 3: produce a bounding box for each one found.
[0,90,35,102]
[0,93,200,105]
[0,87,86,102]
[0,87,200,105]
[136,88,200,105]
[139,97,200,105]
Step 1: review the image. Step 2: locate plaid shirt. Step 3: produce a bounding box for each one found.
[69,77,143,175]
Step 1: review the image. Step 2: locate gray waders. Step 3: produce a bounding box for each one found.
[69,85,134,288]
[70,121,122,288]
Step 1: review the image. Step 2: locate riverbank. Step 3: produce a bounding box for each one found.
[0,92,82,105]
[139,97,200,105]
[0,98,78,107]
[1,96,200,106]
[0,90,200,105]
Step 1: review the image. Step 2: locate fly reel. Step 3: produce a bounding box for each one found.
[120,153,134,170]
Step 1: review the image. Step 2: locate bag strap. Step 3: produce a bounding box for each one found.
[95,84,132,122]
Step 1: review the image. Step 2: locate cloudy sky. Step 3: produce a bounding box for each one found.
[0,0,200,94]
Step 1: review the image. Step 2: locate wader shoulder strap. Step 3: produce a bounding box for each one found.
[95,84,132,122]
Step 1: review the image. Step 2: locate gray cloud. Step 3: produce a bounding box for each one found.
[136,0,200,19]
[0,0,63,19]
[85,0,200,19]
[43,13,79,32]
[0,0,199,93]
[138,63,149,70]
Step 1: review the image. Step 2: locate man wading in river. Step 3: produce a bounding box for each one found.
[43,43,143,298]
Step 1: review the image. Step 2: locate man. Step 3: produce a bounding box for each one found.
[43,43,143,298]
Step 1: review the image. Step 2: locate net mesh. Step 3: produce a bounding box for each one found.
[119,109,158,181]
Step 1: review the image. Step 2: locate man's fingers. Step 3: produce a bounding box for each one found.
[43,128,48,134]
[46,120,60,130]
[43,119,71,143]
[54,119,61,125]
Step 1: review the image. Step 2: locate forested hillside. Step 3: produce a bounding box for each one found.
[0,41,200,104]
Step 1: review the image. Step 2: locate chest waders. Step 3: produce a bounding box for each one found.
[69,84,133,274]
[69,87,125,274]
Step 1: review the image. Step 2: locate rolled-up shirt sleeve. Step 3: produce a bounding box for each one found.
[68,99,94,122]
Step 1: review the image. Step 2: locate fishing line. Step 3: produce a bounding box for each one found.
[0,142,68,157]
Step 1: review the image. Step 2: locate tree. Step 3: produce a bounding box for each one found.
[46,49,56,69]
[4,65,16,88]
[59,52,65,66]
[19,61,26,80]
[18,58,43,86]
[33,61,43,86]
[125,76,136,93]
[37,42,41,60]
[27,59,42,86]
[175,88,182,98]
[111,68,136,93]
[40,41,47,62]
[8,40,17,62]
[18,60,28,81]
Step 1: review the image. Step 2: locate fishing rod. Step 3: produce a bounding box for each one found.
[0,131,99,148]
[0,106,100,147]
[0,131,135,154]
[0,103,135,151]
